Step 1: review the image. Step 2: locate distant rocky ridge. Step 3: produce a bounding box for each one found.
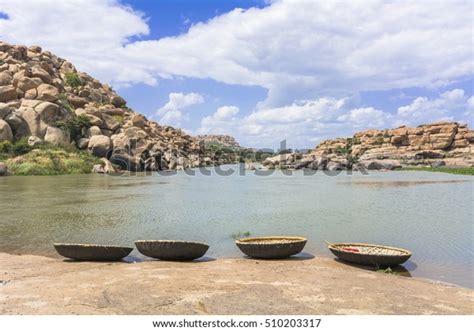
[196,135,241,149]
[0,42,240,174]
[262,122,474,171]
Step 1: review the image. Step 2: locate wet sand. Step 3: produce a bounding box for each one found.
[0,253,472,315]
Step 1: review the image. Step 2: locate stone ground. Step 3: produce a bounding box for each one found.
[0,253,472,315]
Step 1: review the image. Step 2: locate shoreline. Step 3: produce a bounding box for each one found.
[1,166,473,177]
[1,252,472,314]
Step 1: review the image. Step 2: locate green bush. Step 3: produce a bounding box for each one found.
[0,138,33,156]
[375,136,385,145]
[112,115,124,124]
[64,72,82,88]
[55,114,91,139]
[336,146,349,154]
[0,141,13,154]
[12,139,31,155]
[58,93,75,112]
[352,137,361,145]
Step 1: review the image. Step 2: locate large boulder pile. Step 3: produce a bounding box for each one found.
[263,122,474,170]
[0,42,235,172]
[307,122,474,170]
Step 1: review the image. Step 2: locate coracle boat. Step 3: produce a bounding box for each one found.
[326,242,412,266]
[53,243,133,261]
[135,240,209,261]
[235,236,307,259]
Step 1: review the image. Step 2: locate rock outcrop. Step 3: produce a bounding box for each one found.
[196,135,241,149]
[263,122,474,170]
[0,42,239,172]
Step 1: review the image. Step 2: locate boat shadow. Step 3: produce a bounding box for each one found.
[243,252,315,261]
[333,258,415,277]
[61,256,217,264]
[124,255,217,263]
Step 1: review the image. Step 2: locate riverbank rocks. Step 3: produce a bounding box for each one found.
[0,119,13,141]
[27,135,43,147]
[0,162,7,176]
[88,135,111,157]
[92,158,116,174]
[263,122,474,171]
[44,126,69,146]
[0,41,242,172]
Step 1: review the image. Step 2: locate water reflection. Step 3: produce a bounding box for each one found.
[339,180,468,188]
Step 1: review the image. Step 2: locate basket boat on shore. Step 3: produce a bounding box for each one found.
[236,236,307,259]
[326,242,412,267]
[135,240,209,261]
[53,243,133,261]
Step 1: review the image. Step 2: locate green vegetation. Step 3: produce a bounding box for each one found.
[0,138,32,158]
[352,137,361,145]
[5,149,99,176]
[55,114,91,140]
[397,167,474,176]
[64,72,82,88]
[375,135,385,145]
[336,146,349,155]
[1,138,99,175]
[231,231,251,240]
[112,115,124,124]
[376,267,395,274]
[58,93,75,112]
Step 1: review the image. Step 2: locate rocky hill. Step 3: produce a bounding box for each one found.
[262,122,474,171]
[0,42,239,175]
[196,135,241,149]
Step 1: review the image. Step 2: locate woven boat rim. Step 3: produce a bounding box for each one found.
[236,236,307,244]
[135,240,209,246]
[54,243,133,249]
[327,242,412,256]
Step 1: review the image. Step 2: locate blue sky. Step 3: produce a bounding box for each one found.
[0,0,472,148]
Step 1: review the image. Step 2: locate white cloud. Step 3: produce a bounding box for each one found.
[198,89,473,148]
[396,89,472,126]
[337,107,391,129]
[197,106,240,135]
[1,0,472,105]
[214,106,239,119]
[157,92,204,126]
[0,0,152,86]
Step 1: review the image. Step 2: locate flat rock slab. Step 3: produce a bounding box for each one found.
[0,253,472,315]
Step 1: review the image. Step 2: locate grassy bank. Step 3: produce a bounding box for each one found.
[398,167,474,176]
[0,139,100,176]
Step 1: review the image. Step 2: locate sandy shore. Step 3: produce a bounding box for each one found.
[0,252,472,315]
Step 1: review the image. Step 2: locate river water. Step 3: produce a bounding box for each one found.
[1,167,472,288]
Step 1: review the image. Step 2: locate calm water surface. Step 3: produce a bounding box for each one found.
[1,167,473,288]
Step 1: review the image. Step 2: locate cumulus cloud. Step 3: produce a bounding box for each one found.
[0,0,152,86]
[1,0,472,104]
[396,89,472,126]
[197,106,240,135]
[198,89,473,148]
[157,92,204,126]
[337,107,391,129]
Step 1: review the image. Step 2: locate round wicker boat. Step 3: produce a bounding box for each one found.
[236,236,307,259]
[53,243,133,261]
[135,240,209,261]
[327,242,412,266]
